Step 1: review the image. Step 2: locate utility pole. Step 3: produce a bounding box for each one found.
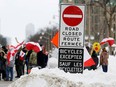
[88,1,91,47]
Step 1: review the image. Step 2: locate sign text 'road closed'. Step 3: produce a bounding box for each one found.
[59,5,85,47]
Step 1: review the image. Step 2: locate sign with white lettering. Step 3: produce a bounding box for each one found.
[58,48,84,73]
[59,4,85,47]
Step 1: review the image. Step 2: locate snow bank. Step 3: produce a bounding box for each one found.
[47,57,58,68]
[8,68,78,87]
[8,48,116,87]
[8,66,116,87]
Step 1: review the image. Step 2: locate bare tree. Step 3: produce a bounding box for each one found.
[28,26,58,51]
[94,0,116,37]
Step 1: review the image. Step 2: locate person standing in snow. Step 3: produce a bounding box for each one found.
[90,49,99,70]
[37,45,48,69]
[25,50,32,74]
[29,50,37,69]
[0,50,6,80]
[15,51,21,78]
[5,52,15,81]
[100,48,109,72]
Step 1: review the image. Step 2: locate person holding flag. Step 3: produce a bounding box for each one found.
[5,41,24,81]
[90,48,99,70]
[5,47,15,81]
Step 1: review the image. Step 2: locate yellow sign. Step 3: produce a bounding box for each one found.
[92,42,101,53]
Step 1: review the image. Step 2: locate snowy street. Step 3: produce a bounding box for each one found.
[0,77,17,87]
[0,69,19,87]
[0,80,13,87]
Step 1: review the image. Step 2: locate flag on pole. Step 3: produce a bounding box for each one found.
[100,37,115,46]
[7,41,24,64]
[51,32,59,48]
[25,42,42,52]
[19,50,25,61]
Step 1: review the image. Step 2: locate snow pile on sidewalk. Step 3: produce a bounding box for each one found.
[8,48,116,87]
[9,55,116,87]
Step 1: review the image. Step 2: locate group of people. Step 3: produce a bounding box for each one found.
[85,46,109,72]
[86,46,109,72]
[0,42,110,82]
[0,44,48,81]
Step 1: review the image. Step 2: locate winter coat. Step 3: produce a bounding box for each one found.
[100,51,109,65]
[0,56,6,70]
[6,55,15,67]
[23,50,32,65]
[37,51,48,68]
[91,50,99,66]
[15,52,24,66]
[0,51,6,70]
[7,60,15,67]
[29,51,37,65]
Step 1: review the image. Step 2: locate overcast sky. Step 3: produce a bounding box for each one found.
[0,0,59,45]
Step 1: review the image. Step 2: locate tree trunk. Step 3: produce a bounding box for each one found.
[108,15,113,37]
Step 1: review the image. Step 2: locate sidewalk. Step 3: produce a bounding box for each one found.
[0,80,14,87]
[0,77,18,87]
[0,66,28,87]
[0,68,20,87]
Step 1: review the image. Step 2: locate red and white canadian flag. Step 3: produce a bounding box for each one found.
[8,45,15,49]
[84,47,95,67]
[25,42,42,52]
[100,37,115,46]
[19,50,25,61]
[7,41,24,64]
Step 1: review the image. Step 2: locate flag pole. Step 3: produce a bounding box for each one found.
[15,37,19,43]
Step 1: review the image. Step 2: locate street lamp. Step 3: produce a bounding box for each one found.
[39,35,49,51]
[40,26,58,52]
[41,28,58,50]
[41,32,52,52]
[85,35,89,40]
[90,35,94,41]
[41,31,52,37]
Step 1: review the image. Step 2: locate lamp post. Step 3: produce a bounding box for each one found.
[42,32,51,50]
[39,36,49,51]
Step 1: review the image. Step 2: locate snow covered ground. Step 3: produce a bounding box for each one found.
[8,48,116,87]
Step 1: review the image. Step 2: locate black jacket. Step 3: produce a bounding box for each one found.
[37,51,48,68]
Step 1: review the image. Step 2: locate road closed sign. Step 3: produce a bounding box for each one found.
[62,6,83,26]
[59,4,85,48]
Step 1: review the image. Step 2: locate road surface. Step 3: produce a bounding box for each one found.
[0,77,18,87]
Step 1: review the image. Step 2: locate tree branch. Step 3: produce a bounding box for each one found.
[95,1,111,15]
